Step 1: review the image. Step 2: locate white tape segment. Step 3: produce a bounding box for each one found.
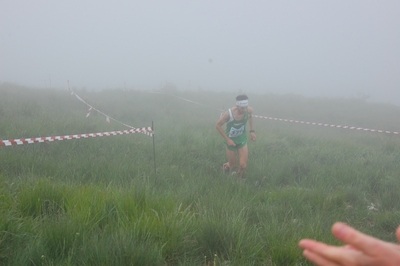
[253,115,400,135]
[0,127,153,147]
[147,91,224,112]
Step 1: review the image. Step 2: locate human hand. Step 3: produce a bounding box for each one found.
[250,132,256,141]
[298,222,400,266]
[226,138,236,147]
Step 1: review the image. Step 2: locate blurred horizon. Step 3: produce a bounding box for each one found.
[1,1,399,105]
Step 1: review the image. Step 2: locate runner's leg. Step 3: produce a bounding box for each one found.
[237,144,248,178]
[226,147,237,174]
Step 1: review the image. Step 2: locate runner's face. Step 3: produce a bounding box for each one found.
[237,105,247,114]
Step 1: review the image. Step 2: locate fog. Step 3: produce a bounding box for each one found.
[1,1,399,104]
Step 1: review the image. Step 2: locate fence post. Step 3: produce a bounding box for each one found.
[152,121,157,183]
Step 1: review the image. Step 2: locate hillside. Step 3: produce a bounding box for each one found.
[1,83,400,265]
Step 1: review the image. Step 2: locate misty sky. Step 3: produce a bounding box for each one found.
[1,1,399,103]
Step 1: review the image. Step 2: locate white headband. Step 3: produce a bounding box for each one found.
[236,100,248,107]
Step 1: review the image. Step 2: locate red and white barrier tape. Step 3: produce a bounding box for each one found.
[253,115,400,135]
[0,127,153,147]
[68,81,136,129]
[147,91,224,112]
[67,84,400,136]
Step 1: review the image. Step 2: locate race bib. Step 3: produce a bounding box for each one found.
[228,125,244,138]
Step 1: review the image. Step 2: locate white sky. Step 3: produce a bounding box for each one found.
[1,1,399,103]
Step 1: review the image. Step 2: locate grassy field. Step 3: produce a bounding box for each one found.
[1,83,400,265]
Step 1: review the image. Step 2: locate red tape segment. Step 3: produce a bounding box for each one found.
[0,127,153,147]
[253,115,400,135]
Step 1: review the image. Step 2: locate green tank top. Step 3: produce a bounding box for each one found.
[225,108,248,144]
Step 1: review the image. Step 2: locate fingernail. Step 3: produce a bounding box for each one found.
[333,222,347,237]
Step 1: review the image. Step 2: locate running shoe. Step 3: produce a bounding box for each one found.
[222,163,230,174]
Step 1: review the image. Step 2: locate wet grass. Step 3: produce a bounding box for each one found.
[1,84,400,265]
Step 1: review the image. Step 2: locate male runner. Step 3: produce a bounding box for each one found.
[216,94,256,178]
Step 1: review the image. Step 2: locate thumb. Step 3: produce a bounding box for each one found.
[396,226,400,243]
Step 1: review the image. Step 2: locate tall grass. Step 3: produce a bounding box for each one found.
[1,83,400,265]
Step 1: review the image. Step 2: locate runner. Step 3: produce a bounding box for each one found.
[216,94,256,178]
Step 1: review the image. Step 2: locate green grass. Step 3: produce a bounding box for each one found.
[1,83,400,265]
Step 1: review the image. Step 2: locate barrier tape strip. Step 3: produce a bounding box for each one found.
[253,115,400,135]
[0,127,153,147]
[143,91,400,135]
[68,81,137,129]
[68,84,399,136]
[147,91,224,113]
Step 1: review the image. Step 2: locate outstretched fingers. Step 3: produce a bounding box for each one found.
[299,239,362,265]
[331,222,387,256]
[300,223,400,266]
[302,248,341,266]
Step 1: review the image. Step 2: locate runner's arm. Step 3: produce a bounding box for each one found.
[216,111,231,142]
